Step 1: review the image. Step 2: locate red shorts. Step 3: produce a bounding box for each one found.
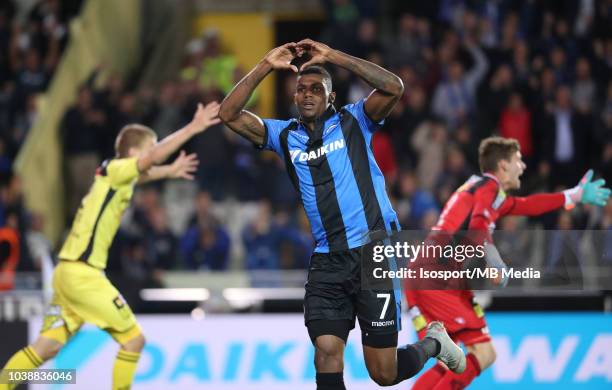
[405,289,491,346]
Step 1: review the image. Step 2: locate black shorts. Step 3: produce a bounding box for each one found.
[304,246,401,348]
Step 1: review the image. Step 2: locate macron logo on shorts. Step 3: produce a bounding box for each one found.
[372,320,395,327]
[290,139,345,163]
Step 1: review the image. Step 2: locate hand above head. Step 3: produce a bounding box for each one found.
[564,169,612,208]
[263,42,299,72]
[296,39,333,70]
[170,150,199,180]
[190,101,221,133]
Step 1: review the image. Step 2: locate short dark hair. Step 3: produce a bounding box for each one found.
[478,136,520,173]
[298,65,332,91]
[115,124,157,158]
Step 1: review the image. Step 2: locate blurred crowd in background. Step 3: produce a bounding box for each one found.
[0,0,612,287]
[0,0,80,277]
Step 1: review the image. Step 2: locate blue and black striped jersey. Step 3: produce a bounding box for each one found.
[262,99,400,253]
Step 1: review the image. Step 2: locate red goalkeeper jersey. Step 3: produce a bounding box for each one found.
[406,173,565,289]
[406,174,567,340]
[435,173,564,237]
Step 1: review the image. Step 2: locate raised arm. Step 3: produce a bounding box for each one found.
[219,43,298,146]
[137,102,220,173]
[506,170,611,213]
[138,150,199,184]
[297,39,404,122]
[463,42,489,89]
[505,193,565,216]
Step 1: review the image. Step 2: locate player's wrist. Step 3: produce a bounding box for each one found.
[259,58,276,72]
[325,49,341,64]
[185,121,203,135]
[167,164,179,178]
[562,186,582,209]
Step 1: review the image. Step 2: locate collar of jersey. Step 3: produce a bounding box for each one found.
[483,172,501,185]
[296,105,337,140]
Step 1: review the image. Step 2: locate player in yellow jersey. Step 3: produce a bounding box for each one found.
[0,101,221,390]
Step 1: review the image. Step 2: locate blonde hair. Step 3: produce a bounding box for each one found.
[114,124,157,158]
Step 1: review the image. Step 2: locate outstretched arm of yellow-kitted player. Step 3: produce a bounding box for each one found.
[138,150,199,184]
[137,102,219,173]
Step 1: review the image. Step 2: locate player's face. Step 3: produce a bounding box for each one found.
[505,151,526,190]
[294,74,333,122]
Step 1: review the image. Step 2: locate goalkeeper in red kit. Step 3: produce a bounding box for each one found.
[405,137,611,390]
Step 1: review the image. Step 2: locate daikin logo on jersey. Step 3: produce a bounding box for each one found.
[290,139,345,163]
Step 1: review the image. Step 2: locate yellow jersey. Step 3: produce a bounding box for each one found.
[59,158,140,269]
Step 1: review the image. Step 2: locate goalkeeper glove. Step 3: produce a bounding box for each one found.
[563,169,612,209]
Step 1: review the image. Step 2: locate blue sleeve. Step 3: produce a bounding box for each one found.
[342,98,385,134]
[261,119,294,154]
